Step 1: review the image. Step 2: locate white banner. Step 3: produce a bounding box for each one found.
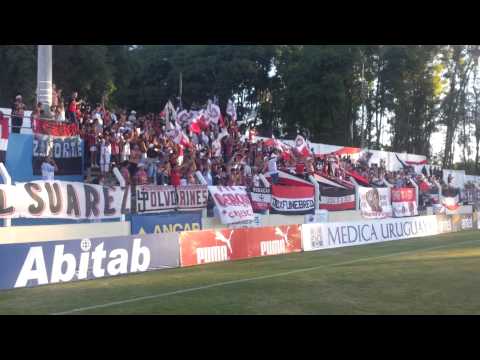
[302,215,440,252]
[209,186,255,224]
[391,188,418,217]
[359,186,392,219]
[0,181,130,220]
[135,185,208,213]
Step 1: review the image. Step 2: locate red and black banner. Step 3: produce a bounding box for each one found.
[319,186,356,211]
[33,119,79,137]
[249,187,272,212]
[32,134,83,175]
[271,185,315,215]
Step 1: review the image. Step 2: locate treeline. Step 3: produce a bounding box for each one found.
[1,45,480,171]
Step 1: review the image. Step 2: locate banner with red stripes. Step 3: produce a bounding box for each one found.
[319,186,356,211]
[33,119,79,137]
[391,187,418,217]
[271,185,314,214]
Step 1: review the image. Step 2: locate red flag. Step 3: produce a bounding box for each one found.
[0,113,9,152]
[295,135,311,158]
[346,170,370,186]
[406,159,428,165]
[190,111,209,134]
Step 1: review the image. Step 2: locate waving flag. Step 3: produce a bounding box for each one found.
[226,99,237,122]
[206,100,221,125]
[173,130,191,149]
[346,170,370,186]
[190,110,209,135]
[162,100,177,124]
[0,113,9,161]
[295,135,311,158]
[177,109,190,128]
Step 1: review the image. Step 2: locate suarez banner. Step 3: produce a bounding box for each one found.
[32,134,83,175]
[179,225,302,267]
[359,186,393,219]
[33,119,79,137]
[391,187,418,217]
[209,186,255,224]
[270,185,314,215]
[319,186,356,211]
[0,181,130,220]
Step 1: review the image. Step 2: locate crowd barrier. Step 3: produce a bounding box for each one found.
[1,212,478,290]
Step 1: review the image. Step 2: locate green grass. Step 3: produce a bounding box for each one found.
[1,230,480,315]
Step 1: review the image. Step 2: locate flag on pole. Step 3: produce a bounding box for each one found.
[206,99,221,125]
[0,113,9,162]
[162,100,177,124]
[190,110,209,134]
[295,135,311,158]
[226,99,237,122]
[173,129,191,149]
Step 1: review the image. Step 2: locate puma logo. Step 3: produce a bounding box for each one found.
[214,230,234,253]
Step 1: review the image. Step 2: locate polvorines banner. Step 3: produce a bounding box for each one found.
[319,186,356,211]
[32,134,83,176]
[179,225,302,267]
[271,185,314,215]
[0,181,130,220]
[135,185,208,213]
[208,186,254,224]
[359,186,392,219]
[391,187,418,217]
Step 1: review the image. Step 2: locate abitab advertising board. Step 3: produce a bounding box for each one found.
[0,233,180,290]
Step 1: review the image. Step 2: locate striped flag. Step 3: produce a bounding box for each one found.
[295,135,312,158]
[226,99,237,122]
[0,113,9,159]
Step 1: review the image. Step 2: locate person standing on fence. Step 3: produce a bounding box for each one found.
[67,92,81,124]
[11,94,25,134]
[100,137,111,176]
[268,150,279,184]
[41,156,58,180]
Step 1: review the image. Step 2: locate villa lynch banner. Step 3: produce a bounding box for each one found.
[0,181,130,220]
[32,134,83,175]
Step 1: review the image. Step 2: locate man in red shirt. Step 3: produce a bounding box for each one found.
[170,165,181,186]
[67,92,82,124]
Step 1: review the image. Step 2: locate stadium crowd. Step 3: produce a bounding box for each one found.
[4,91,458,204]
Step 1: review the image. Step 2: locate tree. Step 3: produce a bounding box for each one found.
[0,45,36,107]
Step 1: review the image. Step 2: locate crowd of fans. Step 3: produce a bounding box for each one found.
[4,90,470,204]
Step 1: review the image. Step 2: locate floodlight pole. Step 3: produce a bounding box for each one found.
[37,45,53,118]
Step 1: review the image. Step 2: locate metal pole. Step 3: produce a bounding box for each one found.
[37,45,53,118]
[179,72,183,99]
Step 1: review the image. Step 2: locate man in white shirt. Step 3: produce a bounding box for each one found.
[41,157,58,180]
[268,151,279,184]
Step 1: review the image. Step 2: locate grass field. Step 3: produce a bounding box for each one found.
[1,230,480,315]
